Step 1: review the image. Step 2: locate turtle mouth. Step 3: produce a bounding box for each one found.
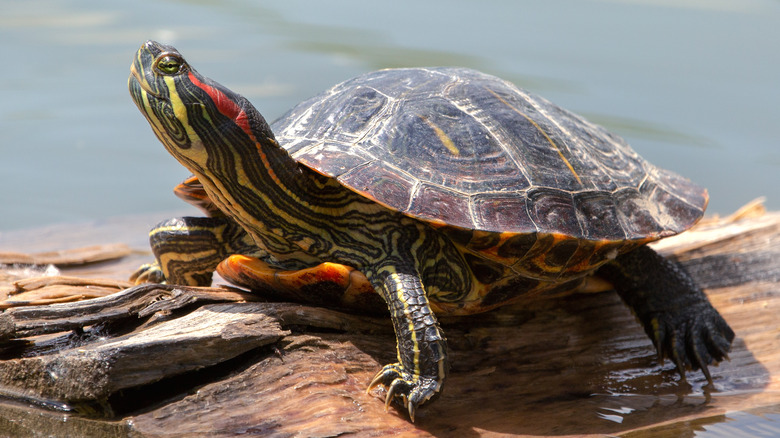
[129,62,164,101]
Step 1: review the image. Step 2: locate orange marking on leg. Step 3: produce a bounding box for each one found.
[276,262,352,290]
[218,254,279,290]
[217,255,377,307]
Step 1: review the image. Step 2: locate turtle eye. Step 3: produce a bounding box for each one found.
[155,55,184,75]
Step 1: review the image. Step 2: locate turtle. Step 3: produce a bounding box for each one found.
[128,40,734,421]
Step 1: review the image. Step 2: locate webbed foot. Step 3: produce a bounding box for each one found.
[367,362,443,422]
[598,245,735,383]
[648,299,734,382]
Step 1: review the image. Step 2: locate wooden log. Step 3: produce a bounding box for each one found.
[0,284,258,340]
[0,208,778,436]
[0,276,133,309]
[0,283,387,341]
[1,303,287,403]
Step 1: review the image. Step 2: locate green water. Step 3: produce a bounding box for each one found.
[1,0,778,231]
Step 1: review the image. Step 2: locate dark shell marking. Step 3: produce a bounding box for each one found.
[272,67,707,242]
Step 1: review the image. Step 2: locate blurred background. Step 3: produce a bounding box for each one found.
[1,0,778,232]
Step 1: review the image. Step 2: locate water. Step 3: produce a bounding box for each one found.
[1,0,778,233]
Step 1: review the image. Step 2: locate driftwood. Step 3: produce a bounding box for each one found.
[0,204,778,437]
[0,276,133,309]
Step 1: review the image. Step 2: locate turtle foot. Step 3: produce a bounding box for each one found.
[130,262,165,285]
[367,363,442,422]
[650,300,735,383]
[599,245,735,384]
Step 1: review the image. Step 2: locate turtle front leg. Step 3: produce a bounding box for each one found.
[597,245,735,382]
[366,264,449,422]
[131,216,256,286]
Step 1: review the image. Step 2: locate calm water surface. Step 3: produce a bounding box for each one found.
[1,0,778,232]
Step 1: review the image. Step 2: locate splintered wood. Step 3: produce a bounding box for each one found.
[0,209,778,437]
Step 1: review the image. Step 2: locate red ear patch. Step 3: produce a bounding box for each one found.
[188,71,252,136]
[234,109,252,135]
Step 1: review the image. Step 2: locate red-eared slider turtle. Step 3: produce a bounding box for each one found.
[129,41,734,421]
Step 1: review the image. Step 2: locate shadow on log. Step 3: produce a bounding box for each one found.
[0,204,778,437]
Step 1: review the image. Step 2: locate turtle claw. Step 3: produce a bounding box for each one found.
[650,302,734,384]
[367,363,442,422]
[602,246,735,386]
[130,262,166,285]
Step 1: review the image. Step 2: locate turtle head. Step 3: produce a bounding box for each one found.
[129,40,276,176]
[129,41,307,238]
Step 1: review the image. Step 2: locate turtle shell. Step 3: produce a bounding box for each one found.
[272,67,706,242]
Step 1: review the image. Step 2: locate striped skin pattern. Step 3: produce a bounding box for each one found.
[130,41,458,419]
[132,216,257,286]
[129,41,734,421]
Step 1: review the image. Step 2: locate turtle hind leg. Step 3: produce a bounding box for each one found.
[597,245,735,383]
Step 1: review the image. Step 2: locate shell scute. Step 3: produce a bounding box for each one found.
[654,167,709,213]
[613,187,664,240]
[647,183,707,233]
[339,161,416,208]
[573,192,625,241]
[471,193,535,233]
[526,188,582,237]
[312,85,388,145]
[407,183,472,229]
[291,140,373,178]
